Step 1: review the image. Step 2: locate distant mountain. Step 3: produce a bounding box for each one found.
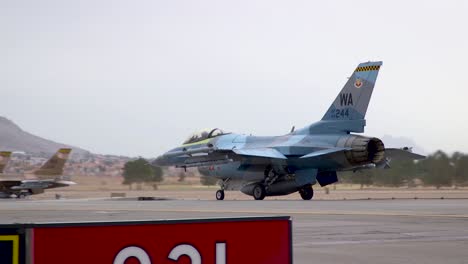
[0,116,91,158]
[381,135,427,155]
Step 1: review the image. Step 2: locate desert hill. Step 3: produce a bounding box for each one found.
[0,116,90,157]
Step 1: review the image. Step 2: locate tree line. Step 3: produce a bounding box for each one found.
[122,158,218,188]
[122,158,163,190]
[340,150,468,189]
[123,150,468,189]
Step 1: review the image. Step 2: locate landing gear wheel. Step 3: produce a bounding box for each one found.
[299,185,314,200]
[216,190,225,200]
[253,184,266,200]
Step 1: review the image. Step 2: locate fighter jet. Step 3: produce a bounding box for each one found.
[0,148,76,198]
[153,61,425,200]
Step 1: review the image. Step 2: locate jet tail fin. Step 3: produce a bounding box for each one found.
[322,61,382,122]
[34,148,72,179]
[297,61,383,135]
[0,151,12,173]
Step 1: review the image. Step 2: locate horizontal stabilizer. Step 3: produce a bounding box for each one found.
[233,148,287,160]
[54,180,77,186]
[385,148,426,161]
[300,147,351,159]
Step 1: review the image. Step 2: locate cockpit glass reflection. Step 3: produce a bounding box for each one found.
[183,128,227,144]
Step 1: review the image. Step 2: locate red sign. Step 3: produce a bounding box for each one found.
[31,217,292,264]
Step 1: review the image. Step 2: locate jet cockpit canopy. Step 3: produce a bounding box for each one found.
[183,128,227,145]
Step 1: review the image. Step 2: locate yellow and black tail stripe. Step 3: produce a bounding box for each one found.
[355,65,381,72]
[58,148,72,154]
[0,151,11,157]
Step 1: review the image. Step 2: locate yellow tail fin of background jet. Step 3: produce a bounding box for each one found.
[0,151,12,174]
[34,148,72,179]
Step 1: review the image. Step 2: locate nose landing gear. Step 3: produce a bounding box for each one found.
[215,190,225,200]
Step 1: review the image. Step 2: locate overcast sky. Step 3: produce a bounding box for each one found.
[1,0,467,157]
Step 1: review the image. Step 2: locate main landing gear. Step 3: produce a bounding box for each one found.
[16,192,30,199]
[299,185,314,200]
[216,190,225,200]
[253,184,266,200]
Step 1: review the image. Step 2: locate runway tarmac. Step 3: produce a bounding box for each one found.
[1,198,468,263]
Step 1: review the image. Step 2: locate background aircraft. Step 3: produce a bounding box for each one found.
[0,148,76,198]
[0,151,12,174]
[153,61,425,200]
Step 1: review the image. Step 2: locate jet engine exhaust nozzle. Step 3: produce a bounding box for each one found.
[340,136,385,166]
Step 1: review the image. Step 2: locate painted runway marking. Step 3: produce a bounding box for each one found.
[296,235,468,246]
[2,207,468,218]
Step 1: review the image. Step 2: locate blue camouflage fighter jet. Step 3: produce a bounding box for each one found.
[153,61,425,200]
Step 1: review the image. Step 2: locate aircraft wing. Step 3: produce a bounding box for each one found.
[385,148,426,160]
[0,179,76,191]
[299,147,351,159]
[233,148,287,159]
[178,147,288,168]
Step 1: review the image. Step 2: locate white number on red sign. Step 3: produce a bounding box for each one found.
[113,246,151,264]
[113,242,226,264]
